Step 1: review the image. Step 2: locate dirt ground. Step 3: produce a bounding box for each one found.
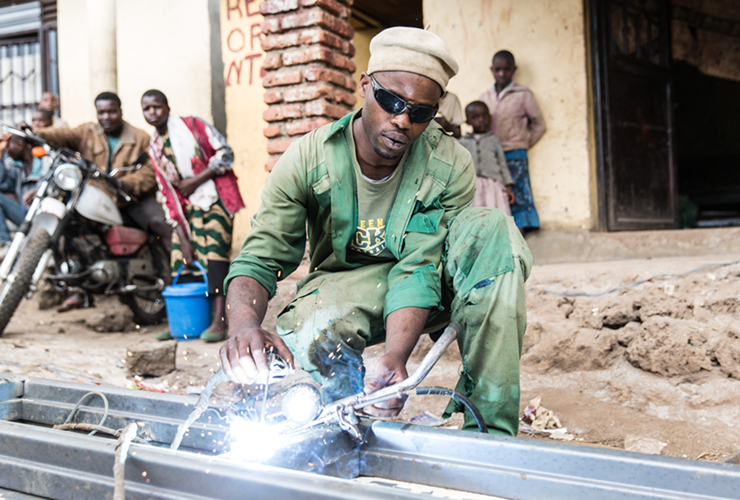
[2,253,740,463]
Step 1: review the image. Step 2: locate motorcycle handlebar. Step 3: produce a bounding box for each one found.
[1,122,48,148]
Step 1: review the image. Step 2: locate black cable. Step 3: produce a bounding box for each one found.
[414,386,488,434]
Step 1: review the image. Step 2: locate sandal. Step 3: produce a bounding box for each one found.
[56,294,87,313]
[200,329,226,343]
[155,331,174,341]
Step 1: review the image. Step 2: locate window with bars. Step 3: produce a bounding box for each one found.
[0,0,57,124]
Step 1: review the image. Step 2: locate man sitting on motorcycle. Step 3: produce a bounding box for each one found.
[0,135,28,259]
[30,91,171,311]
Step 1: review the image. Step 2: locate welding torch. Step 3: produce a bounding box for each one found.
[287,321,470,438]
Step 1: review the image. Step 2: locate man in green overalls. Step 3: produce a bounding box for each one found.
[220,27,532,435]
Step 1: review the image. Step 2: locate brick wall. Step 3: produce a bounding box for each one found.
[260,0,357,171]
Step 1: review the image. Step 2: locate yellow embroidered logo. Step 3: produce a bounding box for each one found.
[351,218,386,256]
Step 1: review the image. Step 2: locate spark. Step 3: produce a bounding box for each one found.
[142,471,147,477]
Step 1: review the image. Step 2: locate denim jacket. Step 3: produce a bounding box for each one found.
[0,154,23,199]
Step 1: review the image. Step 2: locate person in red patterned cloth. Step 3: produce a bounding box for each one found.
[141,89,244,342]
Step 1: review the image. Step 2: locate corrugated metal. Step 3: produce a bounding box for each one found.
[0,2,41,37]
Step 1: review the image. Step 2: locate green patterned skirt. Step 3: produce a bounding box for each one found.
[171,199,233,296]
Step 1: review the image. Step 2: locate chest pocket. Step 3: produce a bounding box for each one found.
[311,173,332,208]
[406,174,445,234]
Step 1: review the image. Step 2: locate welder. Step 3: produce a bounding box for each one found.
[220,27,532,436]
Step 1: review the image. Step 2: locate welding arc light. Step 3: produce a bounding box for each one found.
[53,164,82,191]
[282,383,323,425]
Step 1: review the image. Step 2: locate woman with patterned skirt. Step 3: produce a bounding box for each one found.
[142,90,244,342]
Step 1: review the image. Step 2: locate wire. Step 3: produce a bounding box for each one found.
[113,423,138,500]
[39,362,113,385]
[63,391,109,436]
[414,386,488,434]
[527,259,740,298]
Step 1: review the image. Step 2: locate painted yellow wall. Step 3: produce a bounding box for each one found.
[116,0,214,132]
[424,0,593,230]
[219,0,269,250]
[57,0,93,126]
[352,27,382,108]
[57,0,214,131]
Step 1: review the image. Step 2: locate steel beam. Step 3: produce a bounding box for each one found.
[363,421,740,500]
[0,421,416,500]
[2,374,740,500]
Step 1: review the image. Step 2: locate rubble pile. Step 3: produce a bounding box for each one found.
[523,263,740,380]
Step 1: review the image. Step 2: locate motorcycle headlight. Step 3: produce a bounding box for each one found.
[53,164,82,191]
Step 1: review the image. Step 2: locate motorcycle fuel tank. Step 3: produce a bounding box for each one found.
[75,185,123,226]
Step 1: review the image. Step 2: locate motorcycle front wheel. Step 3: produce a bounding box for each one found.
[0,225,50,335]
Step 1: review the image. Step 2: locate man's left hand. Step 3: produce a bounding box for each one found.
[362,352,409,417]
[176,177,201,198]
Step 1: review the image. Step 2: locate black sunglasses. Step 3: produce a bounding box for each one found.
[369,75,439,123]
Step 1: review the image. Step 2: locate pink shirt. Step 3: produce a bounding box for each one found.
[479,82,546,152]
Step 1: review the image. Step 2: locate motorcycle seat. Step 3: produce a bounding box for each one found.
[105,225,148,256]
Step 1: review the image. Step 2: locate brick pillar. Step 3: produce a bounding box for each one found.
[260,0,357,171]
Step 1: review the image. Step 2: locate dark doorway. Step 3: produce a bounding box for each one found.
[591,0,678,231]
[672,3,740,228]
[351,0,423,29]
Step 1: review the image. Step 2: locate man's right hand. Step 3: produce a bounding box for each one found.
[22,188,36,207]
[219,326,294,385]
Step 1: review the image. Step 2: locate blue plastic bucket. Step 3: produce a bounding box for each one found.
[162,262,211,341]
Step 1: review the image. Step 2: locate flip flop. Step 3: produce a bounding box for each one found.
[155,331,173,341]
[200,329,226,343]
[56,296,85,313]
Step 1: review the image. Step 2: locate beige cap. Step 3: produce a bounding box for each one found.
[367,27,459,91]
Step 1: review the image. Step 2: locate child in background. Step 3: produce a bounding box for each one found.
[459,101,514,214]
[479,50,546,233]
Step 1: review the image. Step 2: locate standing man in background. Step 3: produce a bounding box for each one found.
[38,92,69,129]
[32,92,171,311]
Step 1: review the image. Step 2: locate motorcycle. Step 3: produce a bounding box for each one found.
[0,125,170,335]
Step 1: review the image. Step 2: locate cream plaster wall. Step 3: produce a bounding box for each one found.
[424,0,593,230]
[57,0,93,126]
[219,0,268,249]
[115,0,214,132]
[57,0,213,131]
[352,27,381,108]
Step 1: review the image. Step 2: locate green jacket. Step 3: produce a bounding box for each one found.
[225,111,475,318]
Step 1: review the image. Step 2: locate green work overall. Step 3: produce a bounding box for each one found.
[276,208,531,435]
[226,112,532,435]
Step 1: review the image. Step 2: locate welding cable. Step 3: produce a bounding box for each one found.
[414,386,488,434]
[527,258,740,298]
[113,423,138,500]
[53,422,148,443]
[63,391,110,436]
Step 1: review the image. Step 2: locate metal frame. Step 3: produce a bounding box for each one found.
[1,375,739,500]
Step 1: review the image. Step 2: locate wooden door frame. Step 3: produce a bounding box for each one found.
[587,0,678,231]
